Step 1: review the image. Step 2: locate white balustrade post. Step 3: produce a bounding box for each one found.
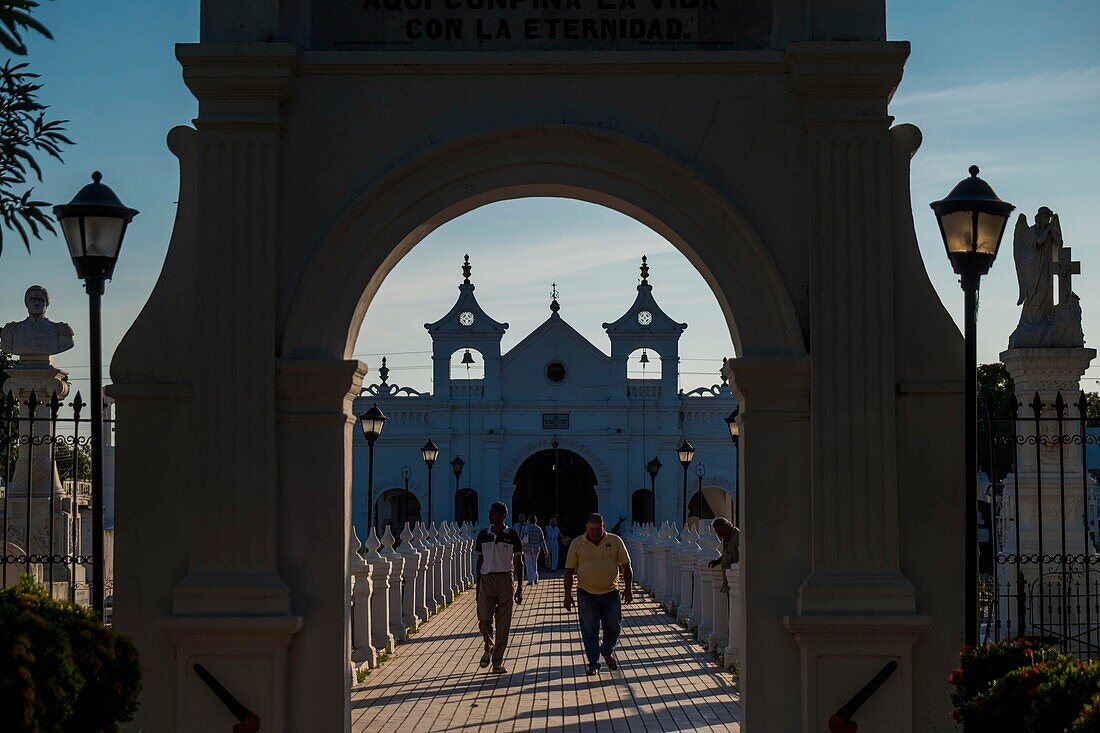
[438,522,452,604]
[664,522,681,609]
[350,529,377,668]
[428,522,446,608]
[690,523,710,632]
[708,561,730,653]
[724,564,742,672]
[380,526,407,641]
[364,528,395,655]
[446,523,460,599]
[396,523,422,632]
[640,525,653,589]
[678,524,700,626]
[696,526,717,641]
[412,523,432,620]
[464,522,476,586]
[652,522,669,603]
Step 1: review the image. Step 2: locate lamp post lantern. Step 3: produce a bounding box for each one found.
[725,407,740,528]
[451,455,465,522]
[646,456,661,522]
[54,171,138,618]
[676,440,695,526]
[930,164,1014,646]
[421,439,439,523]
[357,403,387,531]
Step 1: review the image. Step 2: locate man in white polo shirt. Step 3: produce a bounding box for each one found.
[474,501,525,673]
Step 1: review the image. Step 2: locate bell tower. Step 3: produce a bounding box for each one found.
[424,254,508,400]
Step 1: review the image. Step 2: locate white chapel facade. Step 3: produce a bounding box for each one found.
[352,255,737,539]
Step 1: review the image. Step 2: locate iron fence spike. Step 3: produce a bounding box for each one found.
[1030,391,1044,416]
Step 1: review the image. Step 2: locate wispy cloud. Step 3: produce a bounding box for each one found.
[893,66,1100,127]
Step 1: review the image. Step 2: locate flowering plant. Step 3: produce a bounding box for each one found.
[950,640,1100,732]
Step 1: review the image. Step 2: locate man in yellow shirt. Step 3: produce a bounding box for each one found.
[564,513,633,676]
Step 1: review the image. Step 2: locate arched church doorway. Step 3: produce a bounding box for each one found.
[375,488,422,534]
[631,489,654,525]
[512,449,598,539]
[688,487,733,523]
[455,488,478,524]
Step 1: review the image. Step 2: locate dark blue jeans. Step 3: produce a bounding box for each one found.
[577,588,622,665]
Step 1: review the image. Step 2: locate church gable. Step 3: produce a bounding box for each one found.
[501,313,609,399]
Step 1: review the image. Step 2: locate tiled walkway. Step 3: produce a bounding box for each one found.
[350,575,741,732]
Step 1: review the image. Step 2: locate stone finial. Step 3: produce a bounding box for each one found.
[378,357,389,384]
[413,522,428,549]
[381,525,396,555]
[682,524,701,551]
[462,254,472,284]
[667,521,680,543]
[550,282,560,314]
[350,526,366,568]
[640,255,649,285]
[428,522,439,545]
[398,522,416,553]
[365,527,383,559]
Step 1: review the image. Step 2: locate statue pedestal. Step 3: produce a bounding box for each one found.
[995,347,1097,642]
[2,363,71,497]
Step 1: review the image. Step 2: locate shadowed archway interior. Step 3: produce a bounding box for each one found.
[512,448,598,539]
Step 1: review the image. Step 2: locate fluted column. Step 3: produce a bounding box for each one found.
[363,528,395,655]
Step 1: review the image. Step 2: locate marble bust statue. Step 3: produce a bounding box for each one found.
[0,285,75,366]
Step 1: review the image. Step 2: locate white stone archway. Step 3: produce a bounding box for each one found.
[107,15,966,732]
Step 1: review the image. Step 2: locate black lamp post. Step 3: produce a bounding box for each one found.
[451,455,465,521]
[54,171,138,617]
[725,407,740,528]
[357,403,387,531]
[646,456,661,523]
[401,465,411,526]
[930,164,1014,646]
[676,440,695,526]
[421,439,439,523]
[695,462,705,521]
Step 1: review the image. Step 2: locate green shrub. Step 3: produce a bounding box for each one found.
[950,640,1100,732]
[0,576,141,732]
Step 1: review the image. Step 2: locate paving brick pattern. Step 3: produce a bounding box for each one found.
[351,575,741,732]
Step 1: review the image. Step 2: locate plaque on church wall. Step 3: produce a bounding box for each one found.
[310,0,773,52]
[542,412,570,430]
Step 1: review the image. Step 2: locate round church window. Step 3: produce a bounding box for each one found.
[546,361,566,383]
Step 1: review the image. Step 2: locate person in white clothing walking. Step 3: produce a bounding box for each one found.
[520,515,548,585]
[545,516,562,571]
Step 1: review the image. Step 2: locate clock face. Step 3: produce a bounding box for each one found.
[637,311,653,326]
[459,311,475,327]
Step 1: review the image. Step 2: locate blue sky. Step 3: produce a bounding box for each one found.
[0,0,1097,394]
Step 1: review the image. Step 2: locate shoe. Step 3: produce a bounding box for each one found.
[491,665,508,674]
[585,663,600,676]
[479,649,492,668]
[602,653,618,671]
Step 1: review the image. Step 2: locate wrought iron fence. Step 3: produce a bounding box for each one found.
[979,390,1100,657]
[0,387,111,608]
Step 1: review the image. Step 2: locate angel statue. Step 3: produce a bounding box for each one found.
[1008,207,1084,349]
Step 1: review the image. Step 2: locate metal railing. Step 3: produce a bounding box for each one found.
[979,390,1100,657]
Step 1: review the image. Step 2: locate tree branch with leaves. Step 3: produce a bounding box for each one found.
[0,0,70,257]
